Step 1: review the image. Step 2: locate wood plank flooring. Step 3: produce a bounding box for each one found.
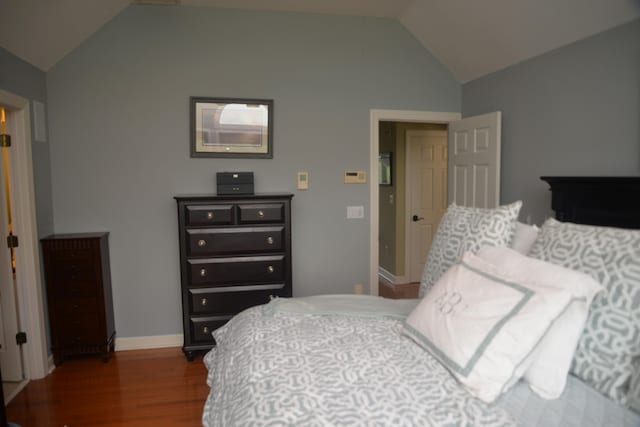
[6,348,209,427]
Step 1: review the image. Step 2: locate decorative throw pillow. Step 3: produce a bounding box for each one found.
[511,222,539,255]
[630,361,640,414]
[528,218,640,403]
[404,251,574,403]
[419,201,522,297]
[476,245,603,399]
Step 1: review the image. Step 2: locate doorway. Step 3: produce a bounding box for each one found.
[0,90,49,404]
[377,122,448,288]
[370,110,502,297]
[369,110,461,297]
[0,105,26,398]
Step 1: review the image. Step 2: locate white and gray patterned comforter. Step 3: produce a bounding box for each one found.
[202,298,516,427]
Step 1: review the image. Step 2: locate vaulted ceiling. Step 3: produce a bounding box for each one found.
[1,0,639,82]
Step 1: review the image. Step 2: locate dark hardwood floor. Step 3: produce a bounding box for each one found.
[6,347,209,427]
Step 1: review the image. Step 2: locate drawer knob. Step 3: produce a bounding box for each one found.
[197,239,207,247]
[201,298,208,306]
[200,268,207,277]
[206,211,214,220]
[267,236,274,245]
[202,326,209,335]
[257,210,265,218]
[267,265,275,273]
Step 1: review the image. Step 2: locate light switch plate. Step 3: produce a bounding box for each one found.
[297,171,309,190]
[347,206,364,219]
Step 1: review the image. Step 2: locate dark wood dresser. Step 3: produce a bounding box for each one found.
[175,193,293,360]
[40,232,115,365]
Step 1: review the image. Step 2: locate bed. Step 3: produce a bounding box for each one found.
[202,177,640,426]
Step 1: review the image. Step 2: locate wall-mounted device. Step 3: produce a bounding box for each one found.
[297,171,309,190]
[344,170,366,184]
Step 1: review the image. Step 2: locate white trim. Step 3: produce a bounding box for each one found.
[47,355,55,374]
[115,334,183,351]
[378,266,408,285]
[0,89,49,380]
[378,266,395,284]
[369,109,461,297]
[3,378,28,404]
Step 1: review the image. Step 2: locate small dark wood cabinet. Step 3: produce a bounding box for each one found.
[175,193,293,360]
[41,232,116,365]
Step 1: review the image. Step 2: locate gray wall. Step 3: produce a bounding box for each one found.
[0,47,53,240]
[463,19,640,225]
[46,5,460,337]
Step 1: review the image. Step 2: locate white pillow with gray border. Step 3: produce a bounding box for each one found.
[405,251,574,403]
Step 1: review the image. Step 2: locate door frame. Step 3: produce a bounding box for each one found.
[369,109,460,296]
[0,89,49,382]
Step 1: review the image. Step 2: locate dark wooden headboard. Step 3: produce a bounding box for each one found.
[540,176,640,229]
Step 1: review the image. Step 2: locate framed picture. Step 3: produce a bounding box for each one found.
[190,97,273,158]
[379,152,392,186]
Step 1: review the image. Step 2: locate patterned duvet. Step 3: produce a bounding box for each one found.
[202,300,516,426]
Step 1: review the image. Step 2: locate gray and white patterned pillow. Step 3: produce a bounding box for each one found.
[630,360,640,414]
[528,218,640,403]
[419,201,522,297]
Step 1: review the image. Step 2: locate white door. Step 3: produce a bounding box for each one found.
[448,112,501,208]
[406,130,448,283]
[0,107,24,381]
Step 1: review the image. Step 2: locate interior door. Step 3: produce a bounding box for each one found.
[448,112,502,208]
[0,107,24,381]
[407,130,448,283]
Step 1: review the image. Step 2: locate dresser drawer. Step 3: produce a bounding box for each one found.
[190,316,232,343]
[187,226,284,256]
[188,255,285,285]
[48,274,98,298]
[189,283,284,314]
[238,204,284,224]
[50,248,94,264]
[185,204,234,226]
[56,298,101,344]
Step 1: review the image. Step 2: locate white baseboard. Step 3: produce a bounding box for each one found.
[378,267,407,285]
[115,334,183,351]
[47,354,55,374]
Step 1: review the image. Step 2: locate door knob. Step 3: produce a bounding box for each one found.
[412,215,424,222]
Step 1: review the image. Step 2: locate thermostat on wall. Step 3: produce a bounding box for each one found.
[344,170,366,184]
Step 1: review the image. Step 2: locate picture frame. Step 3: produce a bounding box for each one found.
[190,97,273,158]
[379,152,392,186]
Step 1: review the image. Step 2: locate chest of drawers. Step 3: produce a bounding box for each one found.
[40,232,115,365]
[175,193,293,360]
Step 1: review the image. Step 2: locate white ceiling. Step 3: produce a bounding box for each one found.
[1,0,639,82]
